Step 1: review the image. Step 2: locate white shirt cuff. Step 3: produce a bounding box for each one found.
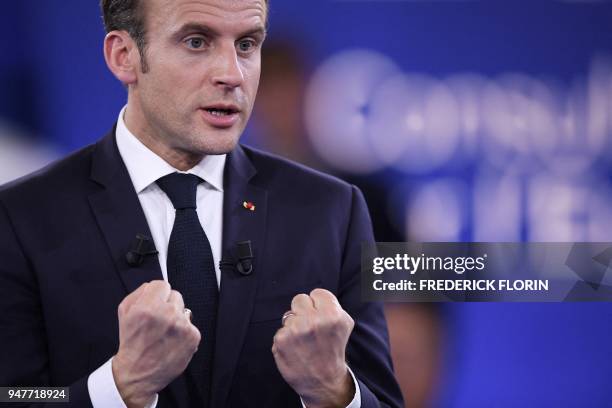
[299,364,361,408]
[87,357,158,408]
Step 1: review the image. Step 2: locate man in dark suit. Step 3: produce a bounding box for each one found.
[0,0,403,407]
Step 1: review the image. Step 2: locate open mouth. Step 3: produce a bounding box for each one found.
[200,105,241,128]
[204,108,236,116]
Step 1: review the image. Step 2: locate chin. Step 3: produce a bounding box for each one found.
[195,138,240,155]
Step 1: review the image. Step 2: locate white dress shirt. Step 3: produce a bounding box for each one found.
[87,107,360,408]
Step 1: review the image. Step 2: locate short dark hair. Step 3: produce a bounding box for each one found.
[100,0,268,74]
[100,0,149,72]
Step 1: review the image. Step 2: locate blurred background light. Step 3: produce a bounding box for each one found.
[304,49,400,174]
[407,179,465,241]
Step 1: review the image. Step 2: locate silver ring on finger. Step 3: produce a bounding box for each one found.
[281,311,295,326]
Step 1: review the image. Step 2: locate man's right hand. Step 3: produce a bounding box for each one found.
[111,280,201,408]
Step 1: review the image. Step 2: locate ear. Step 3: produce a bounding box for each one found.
[103,30,140,85]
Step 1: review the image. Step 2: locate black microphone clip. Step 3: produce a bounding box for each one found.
[236,240,254,275]
[126,233,158,267]
[220,240,254,276]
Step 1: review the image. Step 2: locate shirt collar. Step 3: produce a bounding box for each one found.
[115,105,226,194]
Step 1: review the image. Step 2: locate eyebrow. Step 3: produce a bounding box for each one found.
[172,22,267,41]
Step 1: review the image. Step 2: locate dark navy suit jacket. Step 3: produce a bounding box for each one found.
[0,129,403,407]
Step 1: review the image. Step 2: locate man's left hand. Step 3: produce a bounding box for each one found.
[272,288,355,408]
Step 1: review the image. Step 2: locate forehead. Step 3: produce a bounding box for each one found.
[147,0,267,32]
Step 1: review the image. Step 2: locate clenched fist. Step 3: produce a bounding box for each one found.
[272,288,355,408]
[112,281,201,407]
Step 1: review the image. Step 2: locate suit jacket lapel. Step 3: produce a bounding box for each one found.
[212,145,268,408]
[88,129,164,293]
[88,130,200,407]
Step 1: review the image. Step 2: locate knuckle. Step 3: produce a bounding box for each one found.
[295,321,315,338]
[169,308,184,328]
[340,318,352,333]
[336,312,349,327]
[117,301,127,316]
[129,304,146,318]
[318,317,335,332]
[304,325,316,338]
[309,288,323,297]
[147,280,161,289]
[345,310,354,323]
[310,287,331,299]
[159,302,173,317]
[328,307,342,321]
[320,312,343,331]
[168,311,187,333]
[167,318,181,335]
[347,320,355,332]
[136,304,164,324]
[191,327,202,347]
[179,324,198,350]
[130,282,148,298]
[132,282,148,295]
[291,293,308,305]
[345,314,355,330]
[171,289,183,301]
[308,314,321,328]
[139,307,157,322]
[273,330,288,346]
[271,340,281,357]
[150,280,170,292]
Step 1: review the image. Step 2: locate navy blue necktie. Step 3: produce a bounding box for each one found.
[157,172,218,406]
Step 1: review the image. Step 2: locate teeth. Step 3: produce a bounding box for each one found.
[207,108,231,116]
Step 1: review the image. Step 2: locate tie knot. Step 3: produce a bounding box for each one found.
[156,173,201,210]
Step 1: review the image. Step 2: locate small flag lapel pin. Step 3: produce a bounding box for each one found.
[242,201,255,211]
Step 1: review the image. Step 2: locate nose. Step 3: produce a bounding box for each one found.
[210,43,244,90]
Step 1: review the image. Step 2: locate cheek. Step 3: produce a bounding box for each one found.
[139,71,171,99]
[242,59,262,95]
[146,57,191,91]
[148,76,195,115]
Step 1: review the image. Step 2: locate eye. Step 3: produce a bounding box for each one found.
[185,37,206,49]
[237,39,256,53]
